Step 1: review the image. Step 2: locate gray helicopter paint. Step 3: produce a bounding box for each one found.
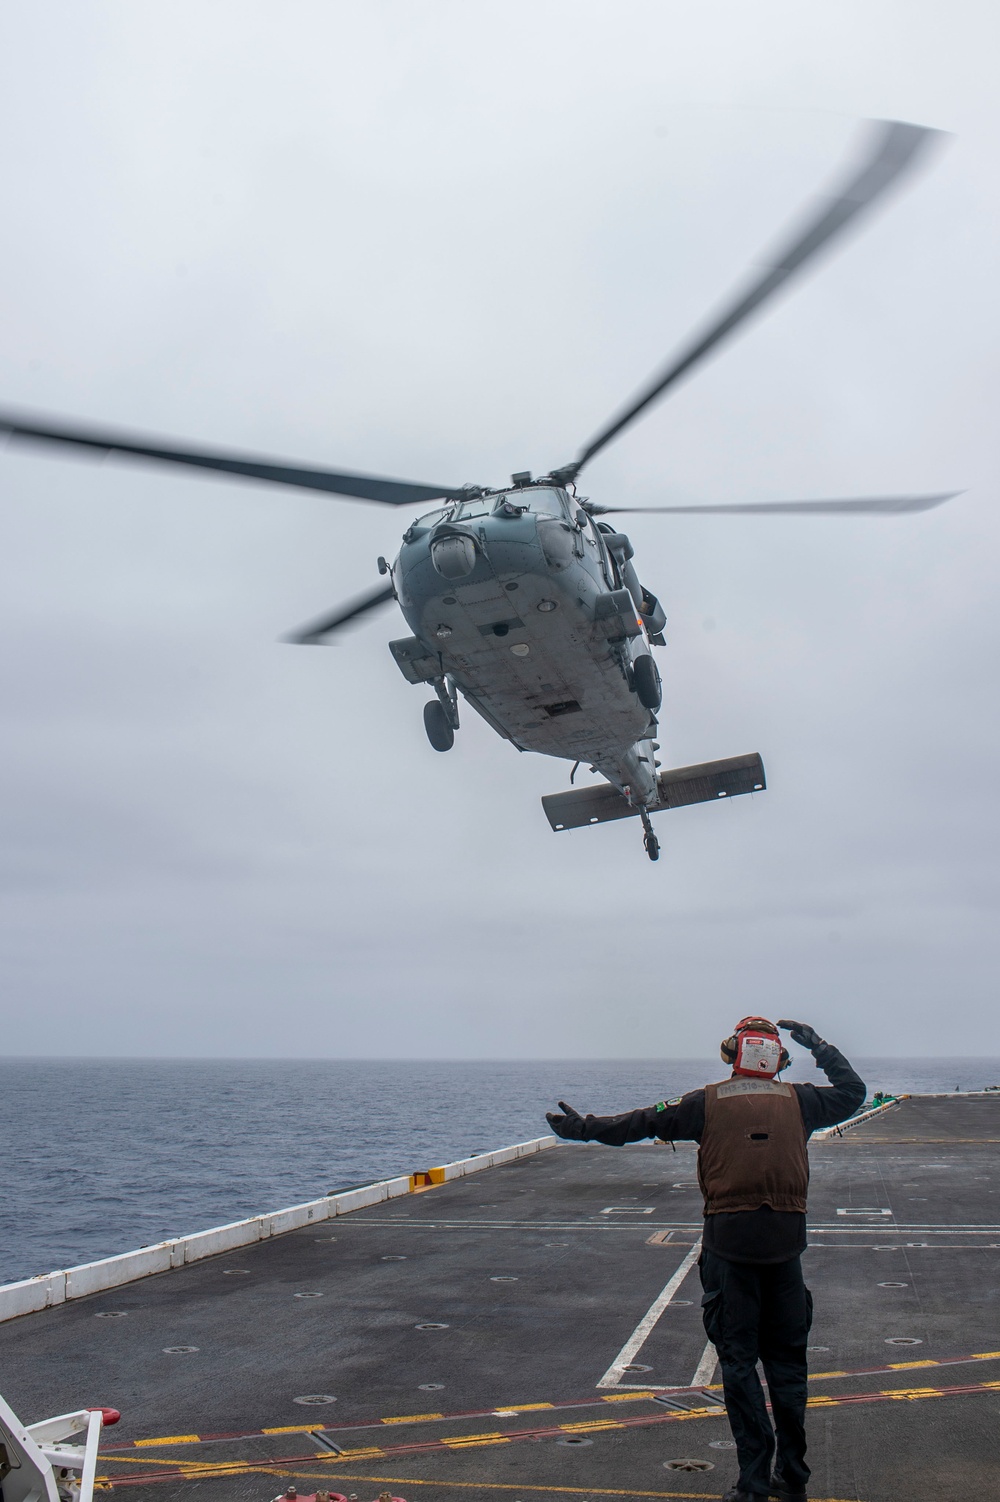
[392,487,659,802]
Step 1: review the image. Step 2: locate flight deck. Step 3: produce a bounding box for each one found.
[2,1094,998,1502]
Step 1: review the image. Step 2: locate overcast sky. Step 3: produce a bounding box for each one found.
[0,2,996,1059]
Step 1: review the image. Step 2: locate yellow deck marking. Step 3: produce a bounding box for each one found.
[112,1399,632,1451]
[270,1469,865,1502]
[558,1421,621,1435]
[442,1436,511,1448]
[106,1375,1000,1483]
[100,1456,207,1468]
[381,1413,444,1424]
[107,1383,981,1476]
[133,1435,201,1447]
[119,1355,1000,1450]
[177,1465,242,1477]
[441,1431,508,1447]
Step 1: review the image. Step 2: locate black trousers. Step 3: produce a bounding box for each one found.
[699,1249,812,1497]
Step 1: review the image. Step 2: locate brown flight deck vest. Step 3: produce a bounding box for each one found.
[697,1077,809,1216]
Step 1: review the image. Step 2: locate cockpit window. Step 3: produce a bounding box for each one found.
[410,506,453,530]
[527,488,567,517]
[495,487,567,518]
[455,497,494,520]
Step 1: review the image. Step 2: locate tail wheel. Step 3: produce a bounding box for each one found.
[632,653,661,711]
[423,699,455,752]
[644,828,660,862]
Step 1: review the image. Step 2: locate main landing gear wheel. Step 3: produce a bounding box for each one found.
[423,699,455,752]
[639,808,660,862]
[632,653,662,711]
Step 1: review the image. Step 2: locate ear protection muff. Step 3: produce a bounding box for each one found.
[720,1017,790,1076]
[720,1034,739,1067]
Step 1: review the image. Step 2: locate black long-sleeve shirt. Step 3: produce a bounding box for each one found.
[573,1043,865,1264]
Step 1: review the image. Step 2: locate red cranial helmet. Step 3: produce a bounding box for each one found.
[720,1016,791,1078]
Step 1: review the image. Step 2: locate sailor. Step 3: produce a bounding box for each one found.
[545,1018,865,1502]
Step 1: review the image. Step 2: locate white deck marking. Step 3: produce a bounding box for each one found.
[596,1240,701,1388]
[690,1339,719,1387]
[344,1217,1000,1232]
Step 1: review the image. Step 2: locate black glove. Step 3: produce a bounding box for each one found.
[546,1100,589,1141]
[778,1019,826,1053]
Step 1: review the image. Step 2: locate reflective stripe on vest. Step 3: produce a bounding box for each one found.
[697,1078,809,1216]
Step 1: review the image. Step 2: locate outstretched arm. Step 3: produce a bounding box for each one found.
[779,1020,867,1132]
[547,1092,705,1146]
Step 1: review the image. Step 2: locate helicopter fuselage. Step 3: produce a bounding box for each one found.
[389,485,663,802]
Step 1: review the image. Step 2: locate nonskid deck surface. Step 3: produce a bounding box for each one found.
[2,1096,999,1502]
[830,1091,1000,1143]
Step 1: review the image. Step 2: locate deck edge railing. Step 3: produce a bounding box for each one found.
[0,1134,559,1324]
[812,1096,909,1139]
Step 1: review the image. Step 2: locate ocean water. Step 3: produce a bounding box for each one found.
[2,1056,997,1285]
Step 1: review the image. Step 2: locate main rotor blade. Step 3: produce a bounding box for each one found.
[0,408,465,507]
[554,119,941,484]
[588,491,961,517]
[283,583,396,645]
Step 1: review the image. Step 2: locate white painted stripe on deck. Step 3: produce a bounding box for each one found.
[690,1339,719,1387]
[596,1240,702,1388]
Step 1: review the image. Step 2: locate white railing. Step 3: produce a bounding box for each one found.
[813,1096,907,1139]
[0,1134,558,1325]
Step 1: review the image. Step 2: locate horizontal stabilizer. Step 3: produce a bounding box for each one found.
[541,752,765,832]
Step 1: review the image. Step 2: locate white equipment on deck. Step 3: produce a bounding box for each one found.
[0,1394,118,1502]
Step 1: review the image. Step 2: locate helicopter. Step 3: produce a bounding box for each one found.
[0,119,958,862]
